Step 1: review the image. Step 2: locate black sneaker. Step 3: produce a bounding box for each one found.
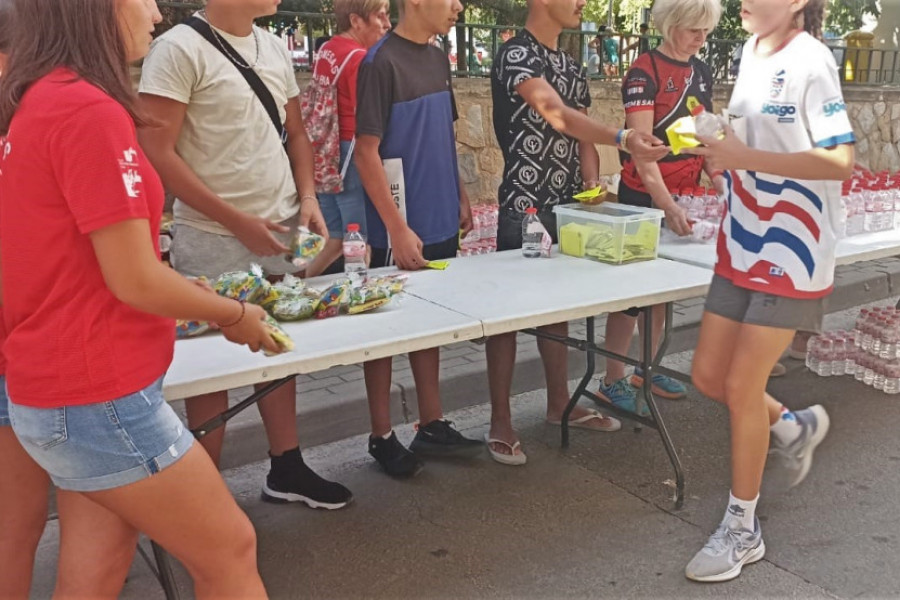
[369,431,424,478]
[261,448,353,510]
[409,419,482,458]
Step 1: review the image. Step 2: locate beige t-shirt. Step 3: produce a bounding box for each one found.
[139,14,301,236]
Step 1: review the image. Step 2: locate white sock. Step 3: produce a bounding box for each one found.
[724,491,758,531]
[381,430,393,440]
[770,407,803,445]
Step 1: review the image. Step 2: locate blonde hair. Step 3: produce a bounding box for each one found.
[335,0,390,33]
[651,0,722,40]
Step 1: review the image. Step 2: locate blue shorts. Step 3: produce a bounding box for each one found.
[8,376,194,492]
[0,376,9,427]
[318,140,367,239]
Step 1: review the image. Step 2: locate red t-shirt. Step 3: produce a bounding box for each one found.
[0,68,174,408]
[619,50,714,195]
[0,307,6,376]
[313,36,367,142]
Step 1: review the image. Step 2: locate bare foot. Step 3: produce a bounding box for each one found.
[487,422,524,457]
[546,405,618,431]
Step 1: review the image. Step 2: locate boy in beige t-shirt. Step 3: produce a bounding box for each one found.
[139,0,351,509]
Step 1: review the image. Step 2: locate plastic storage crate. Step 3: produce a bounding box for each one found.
[553,203,663,265]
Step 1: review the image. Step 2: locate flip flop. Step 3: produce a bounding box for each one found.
[547,409,622,432]
[484,433,527,466]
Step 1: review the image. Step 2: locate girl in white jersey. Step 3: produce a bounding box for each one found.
[682,0,855,583]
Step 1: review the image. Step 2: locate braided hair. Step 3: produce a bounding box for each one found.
[800,0,826,41]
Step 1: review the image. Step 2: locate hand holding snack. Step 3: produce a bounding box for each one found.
[290,226,326,269]
[219,301,281,354]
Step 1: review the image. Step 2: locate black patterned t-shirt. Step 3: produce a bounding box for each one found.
[491,29,591,216]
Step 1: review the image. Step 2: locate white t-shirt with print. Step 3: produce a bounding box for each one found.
[139,14,301,236]
[716,32,856,299]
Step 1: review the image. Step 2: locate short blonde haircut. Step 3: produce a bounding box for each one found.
[335,0,390,33]
[651,0,722,40]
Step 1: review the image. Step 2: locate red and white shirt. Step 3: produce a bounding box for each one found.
[717,32,856,298]
[0,68,174,407]
[313,36,367,142]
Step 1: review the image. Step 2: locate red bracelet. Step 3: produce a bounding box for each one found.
[218,299,245,328]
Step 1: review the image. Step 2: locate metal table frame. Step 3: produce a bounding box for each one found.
[524,302,687,509]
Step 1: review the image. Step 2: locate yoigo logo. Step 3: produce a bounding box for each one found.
[761,102,797,122]
[823,100,847,117]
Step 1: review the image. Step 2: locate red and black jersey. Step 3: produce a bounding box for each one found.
[619,50,714,195]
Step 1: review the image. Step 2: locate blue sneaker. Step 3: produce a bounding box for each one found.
[630,368,687,400]
[596,377,650,417]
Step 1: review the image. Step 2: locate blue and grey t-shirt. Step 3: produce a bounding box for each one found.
[356,32,460,248]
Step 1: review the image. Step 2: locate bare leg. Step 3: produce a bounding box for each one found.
[54,491,139,600]
[409,348,443,426]
[541,322,619,429]
[0,427,49,599]
[184,391,229,466]
[364,358,393,438]
[485,332,520,456]
[255,380,299,455]
[692,311,784,424]
[84,445,266,599]
[604,312,638,383]
[724,324,795,499]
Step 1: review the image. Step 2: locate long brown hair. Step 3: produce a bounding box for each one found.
[800,0,826,41]
[0,0,143,134]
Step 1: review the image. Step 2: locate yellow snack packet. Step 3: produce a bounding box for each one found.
[425,260,451,270]
[573,186,608,203]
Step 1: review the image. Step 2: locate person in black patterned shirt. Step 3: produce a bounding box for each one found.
[483,0,668,465]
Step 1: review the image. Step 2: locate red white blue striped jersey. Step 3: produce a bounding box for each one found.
[716,32,855,299]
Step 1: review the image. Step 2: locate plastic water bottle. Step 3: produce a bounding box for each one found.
[884,360,900,394]
[874,357,887,391]
[845,331,858,375]
[343,223,367,284]
[691,105,725,139]
[831,336,847,376]
[522,208,543,258]
[806,335,820,374]
[816,337,834,377]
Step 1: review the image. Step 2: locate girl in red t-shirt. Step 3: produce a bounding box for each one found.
[304,0,391,277]
[0,0,277,596]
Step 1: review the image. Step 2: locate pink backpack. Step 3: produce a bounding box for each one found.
[301,46,364,194]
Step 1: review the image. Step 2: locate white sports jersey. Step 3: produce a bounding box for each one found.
[716,32,855,299]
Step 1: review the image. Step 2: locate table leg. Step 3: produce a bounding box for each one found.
[639,306,685,508]
[562,317,598,448]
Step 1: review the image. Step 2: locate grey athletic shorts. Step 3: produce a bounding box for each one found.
[171,216,299,280]
[704,274,825,333]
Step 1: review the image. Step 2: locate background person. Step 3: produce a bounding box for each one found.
[598,0,723,416]
[305,0,392,278]
[139,0,352,510]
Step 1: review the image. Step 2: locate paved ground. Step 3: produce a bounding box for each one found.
[27,293,900,598]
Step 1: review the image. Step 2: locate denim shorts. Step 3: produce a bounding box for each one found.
[8,376,194,492]
[0,376,9,427]
[318,141,367,239]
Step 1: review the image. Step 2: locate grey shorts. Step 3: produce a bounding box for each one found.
[704,274,825,333]
[171,216,299,280]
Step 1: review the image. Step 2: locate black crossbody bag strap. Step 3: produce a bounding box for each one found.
[185,16,287,146]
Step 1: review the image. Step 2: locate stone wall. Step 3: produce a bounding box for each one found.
[297,73,900,205]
